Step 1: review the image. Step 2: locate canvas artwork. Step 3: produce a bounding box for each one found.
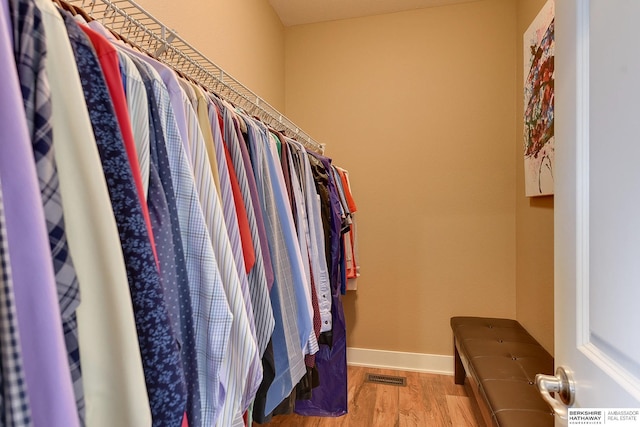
[524,0,555,197]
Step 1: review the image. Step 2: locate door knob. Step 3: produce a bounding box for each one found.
[536,366,576,419]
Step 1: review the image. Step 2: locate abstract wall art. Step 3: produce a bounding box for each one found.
[524,0,554,197]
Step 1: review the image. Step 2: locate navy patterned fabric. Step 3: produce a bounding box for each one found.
[133,57,202,427]
[147,124,182,349]
[8,0,84,421]
[0,176,33,427]
[61,12,187,426]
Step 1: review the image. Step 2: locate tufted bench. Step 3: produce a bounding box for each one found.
[451,317,554,427]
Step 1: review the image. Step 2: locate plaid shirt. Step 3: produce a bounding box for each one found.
[0,180,32,427]
[8,0,85,422]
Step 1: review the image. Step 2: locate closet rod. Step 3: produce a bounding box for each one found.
[68,0,326,154]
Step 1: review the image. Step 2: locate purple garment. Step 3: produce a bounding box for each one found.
[295,153,347,417]
[324,157,344,295]
[0,1,79,425]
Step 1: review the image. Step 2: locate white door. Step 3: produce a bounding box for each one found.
[551,0,640,424]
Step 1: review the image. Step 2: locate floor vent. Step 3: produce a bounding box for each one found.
[365,373,407,387]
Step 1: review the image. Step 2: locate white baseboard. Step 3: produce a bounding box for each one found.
[347,347,454,375]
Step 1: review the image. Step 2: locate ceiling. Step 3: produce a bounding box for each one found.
[268,0,482,27]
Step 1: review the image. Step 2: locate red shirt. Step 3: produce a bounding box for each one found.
[220,122,256,272]
[80,25,158,266]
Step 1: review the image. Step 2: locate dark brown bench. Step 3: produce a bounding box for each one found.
[451,317,554,427]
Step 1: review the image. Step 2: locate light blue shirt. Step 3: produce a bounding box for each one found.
[117,50,150,198]
[269,132,319,357]
[242,117,309,415]
[259,123,314,355]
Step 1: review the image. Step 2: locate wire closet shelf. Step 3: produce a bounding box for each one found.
[67,0,325,154]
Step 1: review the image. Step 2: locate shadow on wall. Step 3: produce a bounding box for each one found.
[529,194,554,210]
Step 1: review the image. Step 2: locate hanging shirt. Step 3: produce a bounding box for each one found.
[209,102,256,274]
[319,154,345,294]
[118,45,233,427]
[0,178,33,427]
[336,167,357,213]
[117,49,150,198]
[242,117,308,416]
[132,55,202,427]
[289,140,332,332]
[273,134,316,344]
[283,141,323,360]
[264,130,318,358]
[8,0,85,420]
[185,81,222,197]
[212,101,278,424]
[66,14,187,426]
[173,81,259,427]
[82,24,232,426]
[215,105,273,357]
[206,97,274,414]
[78,25,158,264]
[307,154,333,283]
[335,167,359,284]
[295,153,348,418]
[276,134,295,223]
[215,100,275,291]
[0,1,79,425]
[280,136,322,371]
[31,6,152,427]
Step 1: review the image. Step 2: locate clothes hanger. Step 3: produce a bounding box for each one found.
[72,4,93,22]
[57,1,81,19]
[109,28,126,43]
[174,68,187,80]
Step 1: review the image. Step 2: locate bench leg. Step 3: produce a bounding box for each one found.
[454,339,465,385]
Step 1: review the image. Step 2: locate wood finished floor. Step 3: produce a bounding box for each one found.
[258,366,482,427]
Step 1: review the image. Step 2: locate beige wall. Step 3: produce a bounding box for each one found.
[285,0,518,356]
[135,0,286,111]
[515,0,555,354]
